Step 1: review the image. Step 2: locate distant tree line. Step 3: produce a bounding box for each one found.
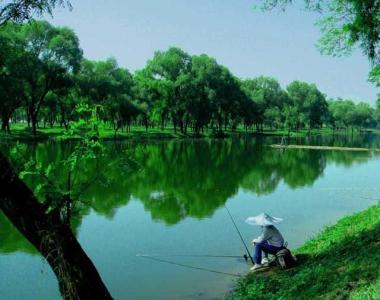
[1,20,379,136]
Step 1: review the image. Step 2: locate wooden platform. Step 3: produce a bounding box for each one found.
[270,144,380,152]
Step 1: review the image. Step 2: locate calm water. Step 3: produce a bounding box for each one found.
[1,135,380,299]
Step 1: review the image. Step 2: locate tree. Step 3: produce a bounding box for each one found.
[176,54,218,135]
[369,64,380,86]
[77,58,121,105]
[241,79,265,131]
[306,85,329,128]
[210,65,244,133]
[0,149,113,300]
[0,23,24,132]
[241,76,286,131]
[284,105,299,133]
[0,4,117,300]
[140,47,192,133]
[287,81,328,130]
[40,91,59,127]
[14,20,82,135]
[328,99,356,129]
[352,102,376,129]
[257,0,380,64]
[57,89,81,128]
[240,95,259,131]
[108,95,140,135]
[76,58,137,133]
[0,0,71,25]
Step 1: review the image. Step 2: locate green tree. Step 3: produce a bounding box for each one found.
[0,0,71,25]
[241,76,286,131]
[328,99,356,129]
[258,0,380,64]
[240,95,259,131]
[178,54,240,135]
[211,65,244,133]
[17,20,82,135]
[287,81,328,130]
[352,102,376,129]
[77,58,122,105]
[0,23,24,132]
[139,47,192,133]
[133,68,168,130]
[40,92,59,127]
[76,58,137,133]
[0,5,114,300]
[369,64,380,85]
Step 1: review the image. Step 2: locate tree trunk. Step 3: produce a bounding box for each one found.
[26,108,31,128]
[1,115,11,133]
[0,152,113,300]
[30,110,38,135]
[179,119,184,134]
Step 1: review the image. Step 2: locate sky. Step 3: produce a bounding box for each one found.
[45,0,379,104]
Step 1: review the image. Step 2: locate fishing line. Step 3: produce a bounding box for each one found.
[137,254,247,259]
[225,205,254,265]
[138,255,242,277]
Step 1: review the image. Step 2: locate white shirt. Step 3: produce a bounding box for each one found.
[255,225,284,247]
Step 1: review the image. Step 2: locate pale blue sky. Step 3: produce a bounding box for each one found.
[45,0,378,104]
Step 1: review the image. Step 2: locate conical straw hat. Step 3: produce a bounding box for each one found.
[245,213,283,226]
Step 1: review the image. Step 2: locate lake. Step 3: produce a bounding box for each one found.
[1,134,380,299]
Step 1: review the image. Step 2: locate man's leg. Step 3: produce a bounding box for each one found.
[253,241,269,264]
[260,243,283,258]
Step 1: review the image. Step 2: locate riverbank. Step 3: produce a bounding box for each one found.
[0,124,366,142]
[227,204,380,300]
[271,144,380,152]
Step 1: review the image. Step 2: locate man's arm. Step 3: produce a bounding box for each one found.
[252,227,272,244]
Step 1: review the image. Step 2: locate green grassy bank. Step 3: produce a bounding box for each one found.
[228,204,380,300]
[0,124,349,142]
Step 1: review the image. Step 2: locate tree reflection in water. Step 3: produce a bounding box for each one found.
[1,137,377,256]
[89,138,376,223]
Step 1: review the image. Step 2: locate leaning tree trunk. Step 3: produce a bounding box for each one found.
[0,152,113,300]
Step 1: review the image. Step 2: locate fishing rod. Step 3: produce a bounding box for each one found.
[138,255,242,277]
[225,205,255,265]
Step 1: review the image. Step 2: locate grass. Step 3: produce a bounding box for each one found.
[227,204,380,300]
[0,124,345,142]
[0,124,186,142]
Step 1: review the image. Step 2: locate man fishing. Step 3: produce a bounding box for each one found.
[245,213,285,271]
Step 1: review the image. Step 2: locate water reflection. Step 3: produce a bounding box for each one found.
[285,132,380,149]
[1,137,379,254]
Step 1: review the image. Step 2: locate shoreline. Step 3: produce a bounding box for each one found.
[270,144,380,152]
[227,204,380,300]
[1,125,376,143]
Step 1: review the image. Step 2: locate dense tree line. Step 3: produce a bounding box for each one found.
[0,20,378,136]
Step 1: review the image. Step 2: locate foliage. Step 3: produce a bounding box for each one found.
[0,22,24,132]
[287,81,329,129]
[256,0,380,65]
[0,20,83,135]
[7,106,109,225]
[0,21,377,137]
[228,204,380,300]
[0,0,71,25]
[328,99,376,129]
